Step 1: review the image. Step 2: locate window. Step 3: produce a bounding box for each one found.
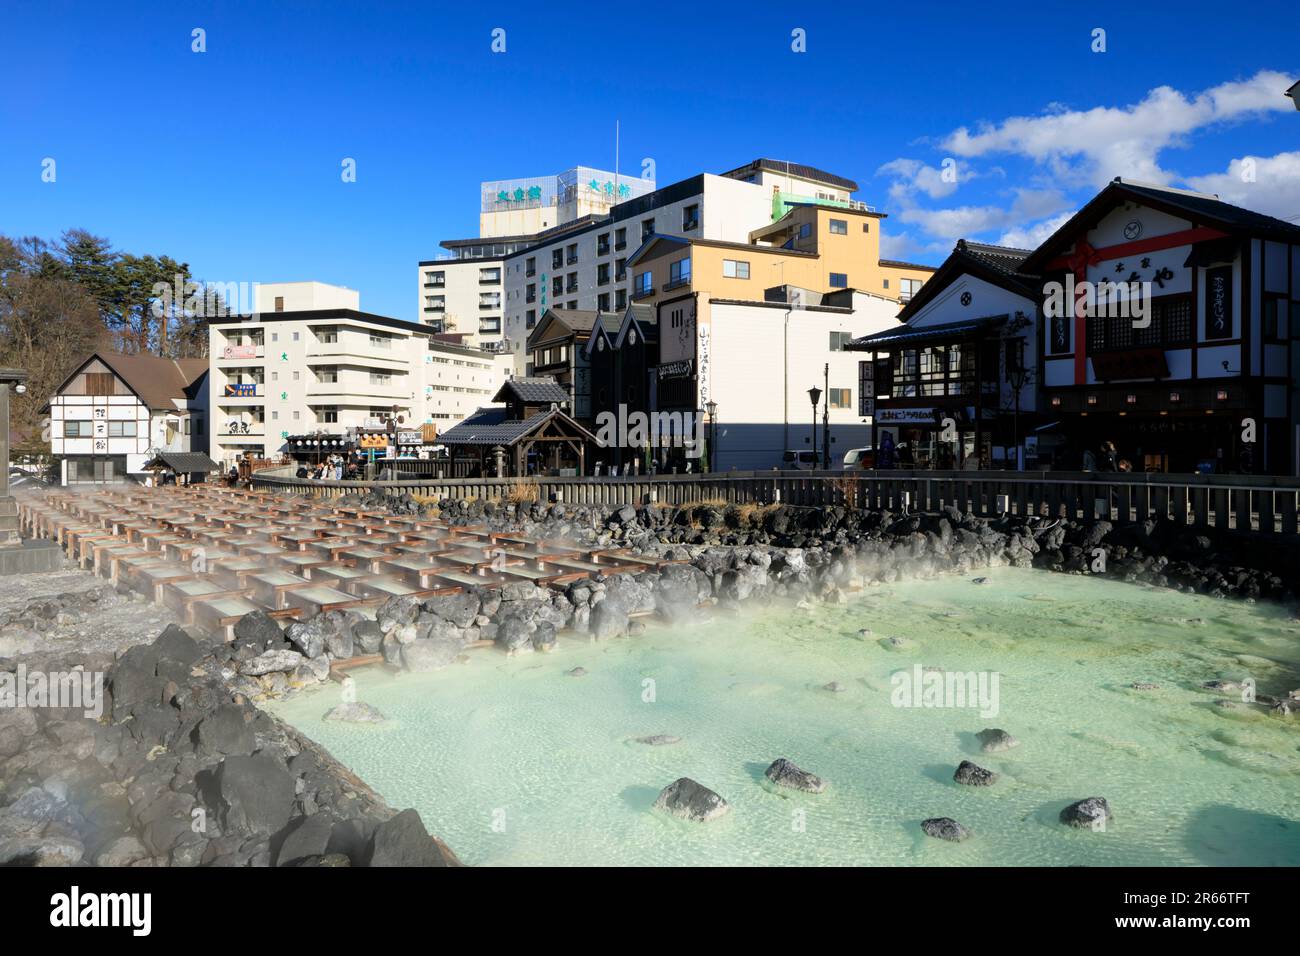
[292,370,300,381]
[317,328,338,343]
[552,249,563,270]
[799,223,812,239]
[525,257,536,277]
[829,219,848,235]
[63,420,92,438]
[566,244,578,265]
[479,267,500,284]
[598,293,610,311]
[369,334,390,349]
[883,279,890,289]
[526,283,536,303]
[615,258,627,281]
[634,271,653,297]
[425,271,445,286]
[828,331,853,351]
[271,410,278,421]
[722,259,750,279]
[615,289,627,310]
[271,371,278,382]
[597,263,610,286]
[615,228,627,250]
[319,407,338,424]
[899,278,923,301]
[292,331,300,341]
[828,388,851,409]
[552,277,562,297]
[862,222,870,233]
[597,233,610,256]
[667,258,691,288]
[565,273,577,294]
[318,367,338,383]
[526,310,536,329]
[274,296,284,312]
[85,372,114,395]
[641,218,655,241]
[1263,294,1285,342]
[370,371,392,385]
[683,204,699,231]
[271,332,278,342]
[829,272,848,288]
[293,410,300,421]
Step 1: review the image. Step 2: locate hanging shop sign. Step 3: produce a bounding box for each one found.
[1205,266,1233,340]
[224,383,257,397]
[222,345,258,360]
[396,430,423,445]
[874,407,939,425]
[656,360,693,381]
[358,434,388,450]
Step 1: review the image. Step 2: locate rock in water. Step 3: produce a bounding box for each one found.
[765,757,827,793]
[921,817,970,842]
[1130,681,1159,690]
[953,760,998,787]
[1060,797,1112,829]
[822,681,846,693]
[323,701,386,723]
[635,734,681,746]
[971,577,988,585]
[565,666,588,677]
[653,778,730,823]
[976,728,1019,753]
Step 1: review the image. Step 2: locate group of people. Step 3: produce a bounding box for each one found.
[295,453,360,481]
[1081,440,1133,473]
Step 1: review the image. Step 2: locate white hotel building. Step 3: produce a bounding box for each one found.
[418,167,656,353]
[208,282,511,465]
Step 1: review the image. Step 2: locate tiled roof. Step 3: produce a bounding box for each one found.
[73,352,207,411]
[492,377,569,404]
[848,315,1008,349]
[438,406,597,447]
[145,451,220,473]
[1117,181,1300,240]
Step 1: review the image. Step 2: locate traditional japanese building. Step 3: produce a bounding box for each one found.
[435,377,599,477]
[1023,178,1300,474]
[847,241,1041,469]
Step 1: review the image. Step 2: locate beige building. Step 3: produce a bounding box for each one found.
[208,282,511,465]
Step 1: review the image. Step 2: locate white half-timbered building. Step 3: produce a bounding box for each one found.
[48,352,209,484]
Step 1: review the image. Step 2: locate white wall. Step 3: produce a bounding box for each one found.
[255,281,360,313]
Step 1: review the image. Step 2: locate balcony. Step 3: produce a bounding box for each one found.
[566,254,578,265]
[614,239,627,251]
[663,277,690,292]
[597,242,610,256]
[631,287,655,301]
[423,280,445,289]
[423,304,445,313]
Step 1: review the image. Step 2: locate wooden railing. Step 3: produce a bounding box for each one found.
[249,467,1300,536]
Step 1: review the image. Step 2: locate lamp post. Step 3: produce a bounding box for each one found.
[705,400,718,473]
[807,386,821,468]
[1007,339,1028,471]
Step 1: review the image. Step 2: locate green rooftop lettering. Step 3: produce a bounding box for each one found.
[513,187,525,202]
[527,185,541,201]
[588,179,600,191]
[497,190,509,202]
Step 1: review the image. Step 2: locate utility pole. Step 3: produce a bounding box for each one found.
[823,362,831,469]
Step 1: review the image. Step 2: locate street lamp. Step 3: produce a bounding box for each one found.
[807,386,821,468]
[705,400,718,473]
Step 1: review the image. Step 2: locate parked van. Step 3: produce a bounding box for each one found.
[781,450,819,469]
[841,446,874,470]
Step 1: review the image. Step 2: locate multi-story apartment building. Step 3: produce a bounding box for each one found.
[501,159,936,376]
[208,282,511,465]
[417,167,656,352]
[47,351,209,485]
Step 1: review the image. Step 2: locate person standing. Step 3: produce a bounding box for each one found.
[1098,441,1119,472]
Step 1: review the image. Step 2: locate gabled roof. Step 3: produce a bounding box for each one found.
[720,158,859,192]
[437,406,599,447]
[144,451,220,473]
[57,351,208,411]
[528,308,605,351]
[1022,178,1300,273]
[615,303,657,348]
[894,240,1039,323]
[491,377,569,405]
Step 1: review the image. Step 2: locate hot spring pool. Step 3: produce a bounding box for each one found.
[268,568,1300,866]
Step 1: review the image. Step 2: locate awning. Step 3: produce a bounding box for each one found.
[144,451,220,473]
[846,316,1006,350]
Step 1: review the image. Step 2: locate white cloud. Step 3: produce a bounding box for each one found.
[878,231,950,263]
[994,211,1076,250]
[942,70,1294,187]
[896,189,1072,242]
[876,158,963,201]
[1184,151,1300,222]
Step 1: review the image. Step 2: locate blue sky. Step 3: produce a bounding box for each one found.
[2,1,1297,321]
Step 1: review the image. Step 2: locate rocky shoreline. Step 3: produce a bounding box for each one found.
[3,494,1298,867]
